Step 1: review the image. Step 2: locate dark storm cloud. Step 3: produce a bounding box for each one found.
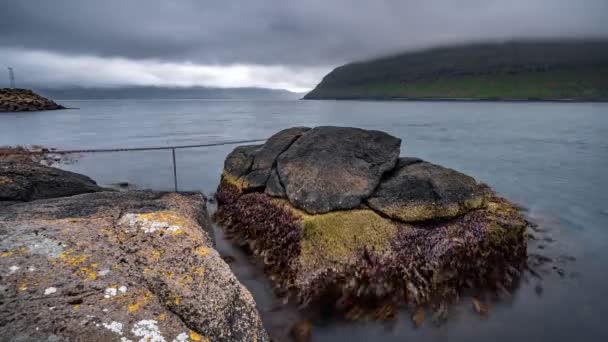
[1,0,607,67]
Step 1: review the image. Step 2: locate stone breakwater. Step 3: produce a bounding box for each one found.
[215,126,528,317]
[0,161,269,341]
[0,88,65,112]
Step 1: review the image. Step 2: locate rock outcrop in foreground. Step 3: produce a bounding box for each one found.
[0,88,65,112]
[0,165,268,341]
[215,126,528,312]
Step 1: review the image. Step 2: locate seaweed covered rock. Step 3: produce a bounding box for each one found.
[0,191,268,341]
[215,126,528,312]
[0,88,65,112]
[0,160,104,202]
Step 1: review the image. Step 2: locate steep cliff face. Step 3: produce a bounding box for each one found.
[304,40,608,101]
[0,88,65,112]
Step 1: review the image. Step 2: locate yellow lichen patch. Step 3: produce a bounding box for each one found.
[376,195,485,223]
[73,305,80,310]
[72,267,97,282]
[18,282,27,291]
[179,274,194,287]
[297,208,400,270]
[1,251,10,257]
[158,313,166,321]
[194,246,209,256]
[128,302,140,312]
[189,330,204,341]
[220,172,248,191]
[150,250,164,261]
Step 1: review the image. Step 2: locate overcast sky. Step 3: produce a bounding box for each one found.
[1,0,607,92]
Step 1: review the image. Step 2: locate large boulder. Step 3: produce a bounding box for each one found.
[277,126,401,213]
[367,158,485,222]
[0,191,269,341]
[0,161,104,202]
[215,126,528,312]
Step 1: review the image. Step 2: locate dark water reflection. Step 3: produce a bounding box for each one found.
[1,99,607,341]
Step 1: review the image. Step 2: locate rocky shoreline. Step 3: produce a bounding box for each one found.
[0,161,268,341]
[1,127,531,340]
[0,88,65,112]
[215,126,528,317]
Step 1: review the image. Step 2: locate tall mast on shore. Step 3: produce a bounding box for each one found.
[8,67,15,88]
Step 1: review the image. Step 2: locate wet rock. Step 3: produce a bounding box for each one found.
[0,190,268,341]
[215,126,528,317]
[367,158,485,222]
[277,126,401,213]
[0,161,104,202]
[0,88,65,112]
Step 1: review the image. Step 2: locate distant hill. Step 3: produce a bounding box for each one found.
[304,40,608,101]
[33,86,301,100]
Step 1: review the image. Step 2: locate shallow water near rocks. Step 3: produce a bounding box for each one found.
[1,99,607,341]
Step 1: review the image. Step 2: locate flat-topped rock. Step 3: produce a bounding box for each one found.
[277,126,401,213]
[0,191,268,341]
[367,158,485,222]
[0,88,65,112]
[0,161,104,202]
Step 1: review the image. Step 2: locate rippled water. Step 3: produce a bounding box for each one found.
[1,99,607,341]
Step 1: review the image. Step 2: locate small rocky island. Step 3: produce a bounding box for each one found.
[215,126,528,314]
[0,88,65,112]
[0,160,268,341]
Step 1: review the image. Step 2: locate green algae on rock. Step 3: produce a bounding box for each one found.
[215,126,528,313]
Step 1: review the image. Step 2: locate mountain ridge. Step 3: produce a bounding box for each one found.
[304,40,608,101]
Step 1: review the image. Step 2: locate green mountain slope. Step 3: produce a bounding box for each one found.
[304,40,608,101]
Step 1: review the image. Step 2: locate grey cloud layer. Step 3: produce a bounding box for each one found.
[2,0,607,67]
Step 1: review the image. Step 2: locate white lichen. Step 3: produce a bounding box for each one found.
[119,286,127,293]
[98,269,110,276]
[173,332,189,342]
[132,320,166,342]
[104,287,118,298]
[102,321,124,335]
[28,266,36,272]
[44,287,57,295]
[119,213,179,234]
[8,265,19,274]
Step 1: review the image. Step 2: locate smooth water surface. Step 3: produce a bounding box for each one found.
[1,99,607,341]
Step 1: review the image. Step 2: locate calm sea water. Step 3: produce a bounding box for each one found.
[1,99,607,341]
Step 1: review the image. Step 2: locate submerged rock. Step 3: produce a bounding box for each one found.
[0,190,268,341]
[0,88,65,112]
[215,126,528,313]
[0,160,104,202]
